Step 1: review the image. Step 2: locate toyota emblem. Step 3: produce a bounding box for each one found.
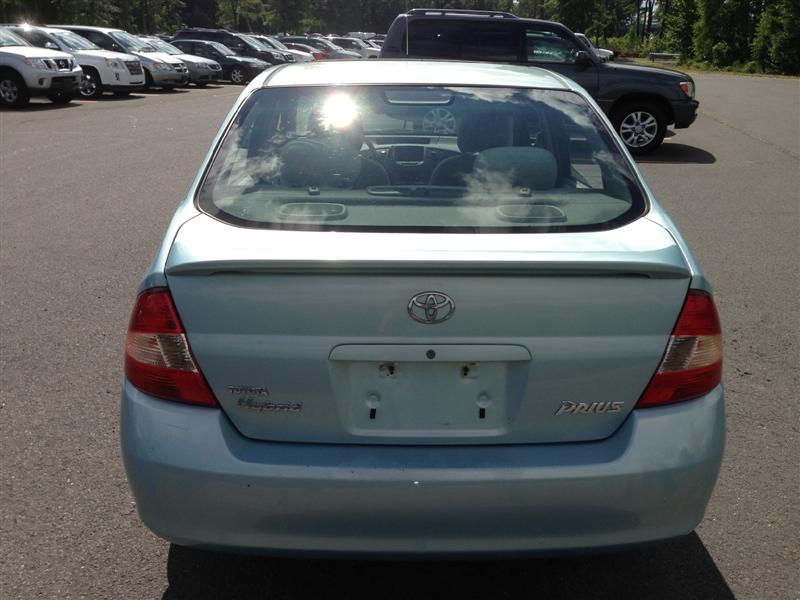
[407,292,455,324]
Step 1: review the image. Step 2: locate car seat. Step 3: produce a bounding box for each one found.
[428,111,517,186]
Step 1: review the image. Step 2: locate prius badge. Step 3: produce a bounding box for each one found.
[408,291,455,324]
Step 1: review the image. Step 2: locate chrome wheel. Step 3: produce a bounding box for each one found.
[0,78,19,104]
[79,73,99,98]
[619,111,658,148]
[422,108,457,134]
[230,67,245,84]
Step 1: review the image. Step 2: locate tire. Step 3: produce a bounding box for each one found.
[47,92,73,104]
[229,66,245,85]
[612,101,667,155]
[0,70,30,108]
[78,67,102,99]
[143,69,153,91]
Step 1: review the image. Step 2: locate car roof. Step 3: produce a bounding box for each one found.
[172,39,218,45]
[399,9,563,28]
[10,25,54,33]
[48,25,123,33]
[261,59,574,91]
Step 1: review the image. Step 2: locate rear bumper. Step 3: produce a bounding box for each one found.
[121,381,724,556]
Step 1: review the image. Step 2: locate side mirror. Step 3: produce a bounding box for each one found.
[111,43,121,52]
[575,50,593,66]
[45,41,60,50]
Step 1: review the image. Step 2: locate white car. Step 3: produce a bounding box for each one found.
[11,25,143,99]
[575,33,614,61]
[327,36,379,58]
[0,26,82,108]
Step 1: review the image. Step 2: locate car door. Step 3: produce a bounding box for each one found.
[525,25,599,97]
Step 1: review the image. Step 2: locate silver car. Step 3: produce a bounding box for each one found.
[122,60,724,556]
[139,36,222,86]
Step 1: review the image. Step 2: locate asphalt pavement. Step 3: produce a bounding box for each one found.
[1,75,798,599]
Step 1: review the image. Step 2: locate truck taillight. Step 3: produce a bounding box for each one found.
[125,288,218,407]
[637,290,722,408]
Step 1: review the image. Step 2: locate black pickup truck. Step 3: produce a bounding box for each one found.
[380,9,698,154]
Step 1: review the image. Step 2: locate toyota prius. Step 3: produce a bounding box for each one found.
[121,60,724,556]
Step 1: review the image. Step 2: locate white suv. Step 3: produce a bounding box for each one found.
[11,25,144,99]
[0,26,82,108]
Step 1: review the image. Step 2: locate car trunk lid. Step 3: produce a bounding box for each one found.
[165,214,690,445]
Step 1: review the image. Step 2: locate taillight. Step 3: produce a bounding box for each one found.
[637,290,722,408]
[125,288,219,407]
[313,52,327,60]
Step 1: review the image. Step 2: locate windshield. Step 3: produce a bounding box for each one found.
[143,37,180,55]
[110,31,151,52]
[207,41,236,56]
[198,86,645,233]
[51,30,98,51]
[0,27,29,47]
[266,37,288,50]
[304,38,336,51]
[240,35,266,50]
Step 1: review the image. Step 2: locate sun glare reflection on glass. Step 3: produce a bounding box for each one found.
[321,93,360,130]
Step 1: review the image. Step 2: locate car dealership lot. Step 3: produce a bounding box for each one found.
[1,75,798,599]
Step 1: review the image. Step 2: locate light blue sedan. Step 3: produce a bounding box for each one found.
[122,60,724,556]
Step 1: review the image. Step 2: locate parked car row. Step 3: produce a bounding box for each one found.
[1,25,387,108]
[3,14,692,155]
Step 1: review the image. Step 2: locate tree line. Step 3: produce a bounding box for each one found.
[1,0,797,74]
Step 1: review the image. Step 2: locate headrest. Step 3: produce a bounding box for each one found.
[474,147,558,191]
[279,138,362,188]
[457,112,515,154]
[279,140,329,187]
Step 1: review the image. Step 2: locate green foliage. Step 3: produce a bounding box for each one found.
[751,0,800,74]
[693,0,757,66]
[660,0,697,58]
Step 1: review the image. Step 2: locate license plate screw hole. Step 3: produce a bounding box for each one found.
[379,363,397,377]
[426,349,436,360]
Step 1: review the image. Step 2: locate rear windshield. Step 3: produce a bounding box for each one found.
[197,85,645,233]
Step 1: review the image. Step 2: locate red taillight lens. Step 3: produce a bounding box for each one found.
[125,288,219,407]
[637,290,723,408]
[313,52,327,60]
